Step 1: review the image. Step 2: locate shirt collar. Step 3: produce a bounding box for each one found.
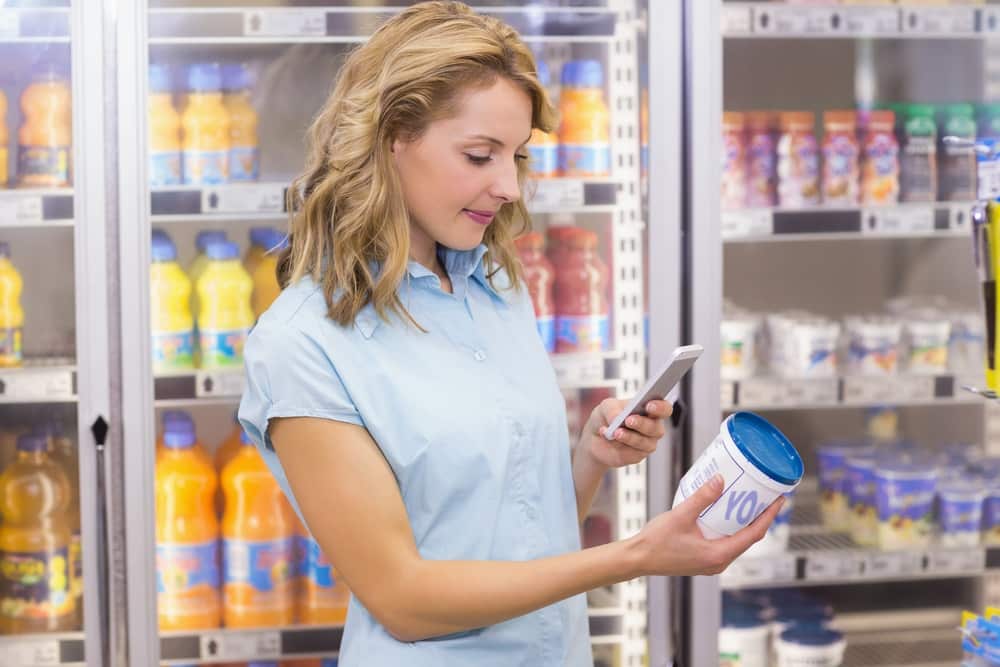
[405,244,503,301]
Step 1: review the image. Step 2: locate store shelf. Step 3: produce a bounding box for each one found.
[721,202,972,242]
[0,632,84,667]
[0,8,70,44]
[155,351,622,403]
[150,179,619,222]
[721,374,983,411]
[722,3,1000,40]
[147,6,616,45]
[0,360,78,404]
[0,189,75,228]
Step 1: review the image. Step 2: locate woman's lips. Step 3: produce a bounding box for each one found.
[463,209,495,225]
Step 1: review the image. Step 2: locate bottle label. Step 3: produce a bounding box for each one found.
[70,532,82,600]
[0,327,23,365]
[156,541,220,595]
[18,145,70,185]
[529,144,558,178]
[199,328,250,368]
[294,533,309,579]
[0,547,73,620]
[223,538,294,603]
[149,151,182,186]
[555,315,610,353]
[559,143,611,177]
[182,150,229,185]
[301,536,333,589]
[0,147,8,185]
[229,147,260,182]
[537,316,556,353]
[152,330,195,371]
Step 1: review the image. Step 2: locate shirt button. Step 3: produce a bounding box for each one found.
[526,507,538,520]
[474,349,487,361]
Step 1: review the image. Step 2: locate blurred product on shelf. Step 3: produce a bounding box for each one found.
[148,64,182,187]
[189,229,228,333]
[197,241,253,370]
[776,111,820,208]
[558,60,611,178]
[150,232,195,373]
[722,111,748,210]
[775,626,845,667]
[721,305,761,381]
[182,63,231,186]
[845,316,901,376]
[244,227,275,277]
[0,90,8,187]
[719,604,769,667]
[215,412,243,515]
[514,231,556,352]
[222,64,260,183]
[155,418,221,630]
[581,513,612,550]
[874,452,936,550]
[295,513,350,625]
[0,433,75,634]
[552,227,610,353]
[528,61,558,179]
[865,405,900,443]
[17,66,71,189]
[673,412,803,540]
[746,112,778,207]
[979,102,1000,141]
[860,109,899,205]
[821,110,860,206]
[938,478,985,548]
[846,449,878,547]
[984,481,1000,546]
[640,63,649,178]
[221,430,295,628]
[562,389,582,440]
[766,312,841,379]
[0,243,24,368]
[961,610,1000,666]
[899,103,938,203]
[818,440,868,532]
[250,229,288,319]
[157,410,209,463]
[938,103,977,201]
[950,310,986,374]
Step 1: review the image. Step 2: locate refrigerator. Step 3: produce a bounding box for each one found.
[651,1,1000,666]
[103,1,657,666]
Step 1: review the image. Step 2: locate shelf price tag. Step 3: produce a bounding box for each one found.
[782,378,838,406]
[843,376,895,404]
[805,553,861,581]
[0,369,75,402]
[862,551,922,579]
[201,184,284,215]
[984,8,1000,35]
[737,378,784,407]
[529,180,586,212]
[195,370,246,398]
[721,209,772,239]
[755,7,837,36]
[843,8,900,36]
[723,554,796,585]
[0,11,19,40]
[0,195,43,226]
[0,638,60,666]
[860,206,933,235]
[902,7,977,35]
[895,376,936,402]
[721,5,753,35]
[243,9,327,37]
[926,549,985,575]
[550,353,605,388]
[201,630,281,661]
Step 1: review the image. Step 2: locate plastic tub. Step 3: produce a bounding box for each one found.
[818,441,869,531]
[776,626,846,667]
[719,608,769,667]
[845,317,902,376]
[874,460,937,550]
[938,480,985,548]
[904,318,951,374]
[846,452,878,547]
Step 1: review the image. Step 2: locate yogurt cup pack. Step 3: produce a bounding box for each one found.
[873,457,937,551]
[721,315,762,381]
[938,479,985,548]
[767,313,841,379]
[949,310,986,375]
[818,440,869,532]
[775,626,846,667]
[844,316,901,376]
[673,412,803,540]
[845,451,878,547]
[904,316,951,375]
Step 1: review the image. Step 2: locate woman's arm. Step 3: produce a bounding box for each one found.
[271,415,780,643]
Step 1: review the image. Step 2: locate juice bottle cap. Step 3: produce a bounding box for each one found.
[195,230,227,252]
[560,61,579,87]
[535,60,551,87]
[546,226,577,246]
[206,240,240,261]
[942,102,975,118]
[779,626,844,647]
[727,412,803,486]
[514,231,545,252]
[567,228,599,250]
[576,60,604,88]
[151,236,177,262]
[221,63,253,93]
[907,103,937,119]
[163,424,196,449]
[149,64,172,94]
[866,109,895,130]
[779,111,815,131]
[187,63,222,93]
[722,111,745,129]
[0,242,11,259]
[16,434,47,453]
[162,410,193,430]
[746,111,775,131]
[249,227,274,248]
[262,229,289,253]
[823,110,857,129]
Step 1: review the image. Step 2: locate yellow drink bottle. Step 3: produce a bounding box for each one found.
[197,241,253,370]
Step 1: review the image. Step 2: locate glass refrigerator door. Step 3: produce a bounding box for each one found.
[118,2,650,665]
[670,1,1000,665]
[0,1,111,667]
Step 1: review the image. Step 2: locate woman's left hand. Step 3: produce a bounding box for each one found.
[579,398,673,469]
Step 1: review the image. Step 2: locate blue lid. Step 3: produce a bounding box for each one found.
[721,608,764,629]
[560,61,578,87]
[163,424,196,449]
[33,419,64,438]
[249,227,273,248]
[774,607,832,624]
[727,412,803,486]
[149,64,172,94]
[0,242,11,259]
[195,230,227,252]
[780,626,844,647]
[576,60,604,88]
[536,60,550,87]
[321,660,338,667]
[187,63,222,93]
[151,236,177,262]
[221,64,253,93]
[162,410,192,429]
[17,434,47,453]
[206,241,239,261]
[261,229,289,254]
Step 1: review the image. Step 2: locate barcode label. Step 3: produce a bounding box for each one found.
[902,7,977,35]
[0,638,60,666]
[550,353,605,388]
[721,209,773,239]
[195,370,246,398]
[843,8,899,35]
[201,631,281,660]
[756,7,835,35]
[201,184,284,214]
[861,205,934,234]
[243,9,326,37]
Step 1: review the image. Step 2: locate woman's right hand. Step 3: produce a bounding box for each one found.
[629,475,784,578]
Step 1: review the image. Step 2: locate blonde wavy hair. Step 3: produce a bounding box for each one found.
[278,0,557,328]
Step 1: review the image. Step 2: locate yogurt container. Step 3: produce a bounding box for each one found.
[776,626,846,667]
[744,490,795,557]
[769,316,841,379]
[721,316,761,381]
[719,607,769,667]
[904,318,951,374]
[845,317,902,376]
[938,480,985,548]
[845,452,878,547]
[770,611,834,662]
[673,412,804,539]
[874,460,937,550]
[949,310,986,374]
[818,441,868,531]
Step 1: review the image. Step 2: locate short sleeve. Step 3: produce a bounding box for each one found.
[238,319,364,452]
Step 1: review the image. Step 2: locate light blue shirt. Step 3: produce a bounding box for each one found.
[238,244,593,666]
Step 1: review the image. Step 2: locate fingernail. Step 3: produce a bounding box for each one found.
[626,417,636,427]
[615,429,624,439]
[710,474,723,490]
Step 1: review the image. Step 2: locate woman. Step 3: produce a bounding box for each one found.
[238,2,781,665]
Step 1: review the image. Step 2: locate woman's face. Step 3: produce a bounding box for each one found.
[392,76,533,263]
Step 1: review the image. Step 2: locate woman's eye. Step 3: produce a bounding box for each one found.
[515,154,530,162]
[465,154,492,165]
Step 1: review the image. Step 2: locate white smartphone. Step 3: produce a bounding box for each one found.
[603,344,704,439]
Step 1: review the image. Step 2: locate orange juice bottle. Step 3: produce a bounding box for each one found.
[558,61,610,178]
[0,242,24,368]
[0,90,8,186]
[221,431,295,628]
[0,434,75,633]
[213,412,242,516]
[157,410,210,464]
[528,61,558,178]
[181,64,230,185]
[295,515,349,625]
[148,64,182,186]
[37,419,82,629]
[17,67,72,188]
[251,229,286,319]
[155,420,220,630]
[244,227,274,277]
[222,64,259,182]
